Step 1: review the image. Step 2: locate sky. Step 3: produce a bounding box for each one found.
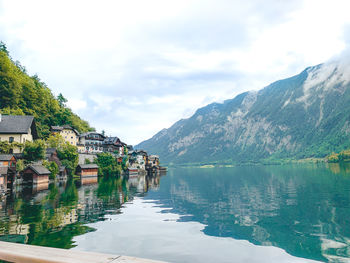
[1,0,350,145]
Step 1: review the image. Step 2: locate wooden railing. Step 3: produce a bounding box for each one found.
[0,241,166,263]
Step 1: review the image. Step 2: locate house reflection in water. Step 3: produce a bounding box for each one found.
[0,169,165,248]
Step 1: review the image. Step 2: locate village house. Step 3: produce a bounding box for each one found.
[22,165,50,185]
[129,150,147,170]
[148,155,160,167]
[103,137,126,156]
[51,125,79,146]
[79,132,106,154]
[0,115,38,153]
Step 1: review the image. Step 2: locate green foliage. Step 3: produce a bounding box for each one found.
[0,41,9,55]
[0,141,24,154]
[43,160,59,180]
[95,152,121,177]
[23,140,46,162]
[84,158,92,164]
[57,143,78,174]
[46,134,65,148]
[57,93,67,107]
[0,47,94,139]
[327,149,350,163]
[16,159,25,172]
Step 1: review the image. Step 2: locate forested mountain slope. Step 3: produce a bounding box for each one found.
[0,43,93,138]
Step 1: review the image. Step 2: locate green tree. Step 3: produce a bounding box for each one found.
[0,45,94,139]
[57,93,68,107]
[57,143,78,174]
[46,134,65,148]
[95,153,121,177]
[0,41,9,55]
[43,160,59,180]
[16,159,25,172]
[23,140,46,162]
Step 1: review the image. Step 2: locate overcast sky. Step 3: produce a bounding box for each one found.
[1,0,350,144]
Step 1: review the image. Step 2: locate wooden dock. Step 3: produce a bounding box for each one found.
[0,241,166,263]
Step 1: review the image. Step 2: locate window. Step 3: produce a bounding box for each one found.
[9,137,14,143]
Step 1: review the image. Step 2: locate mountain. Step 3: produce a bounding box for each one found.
[0,43,94,138]
[137,60,350,165]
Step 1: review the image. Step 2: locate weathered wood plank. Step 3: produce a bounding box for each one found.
[0,241,165,263]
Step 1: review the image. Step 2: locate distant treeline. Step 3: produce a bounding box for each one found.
[0,41,94,138]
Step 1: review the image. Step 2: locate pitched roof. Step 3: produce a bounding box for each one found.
[0,115,37,138]
[0,154,15,161]
[59,166,66,172]
[26,165,50,175]
[51,125,79,135]
[77,164,99,169]
[103,137,121,144]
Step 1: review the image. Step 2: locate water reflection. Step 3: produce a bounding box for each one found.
[0,172,162,249]
[142,164,350,262]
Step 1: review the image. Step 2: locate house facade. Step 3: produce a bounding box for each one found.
[51,125,79,146]
[79,132,106,154]
[129,150,147,170]
[103,137,126,156]
[0,115,38,153]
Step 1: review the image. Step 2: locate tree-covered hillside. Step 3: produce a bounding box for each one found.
[0,42,93,138]
[137,61,350,165]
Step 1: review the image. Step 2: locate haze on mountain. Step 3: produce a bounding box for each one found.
[136,56,350,165]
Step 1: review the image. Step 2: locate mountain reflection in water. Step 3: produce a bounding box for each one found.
[0,164,350,262]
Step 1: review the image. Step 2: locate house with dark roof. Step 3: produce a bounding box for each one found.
[79,132,105,154]
[0,115,38,153]
[51,125,79,146]
[103,136,124,155]
[22,165,50,184]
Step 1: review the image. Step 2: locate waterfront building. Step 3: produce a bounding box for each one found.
[22,165,50,185]
[129,150,148,170]
[51,125,79,146]
[76,164,99,178]
[0,115,38,153]
[79,132,106,154]
[148,155,160,167]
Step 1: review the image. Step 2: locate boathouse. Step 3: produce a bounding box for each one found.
[58,166,68,180]
[22,165,50,184]
[0,154,16,170]
[76,164,99,178]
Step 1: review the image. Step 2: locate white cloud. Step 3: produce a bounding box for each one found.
[1,0,350,144]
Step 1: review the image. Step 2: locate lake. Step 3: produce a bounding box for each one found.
[1,163,350,262]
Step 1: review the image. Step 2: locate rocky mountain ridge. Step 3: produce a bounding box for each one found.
[137,60,350,165]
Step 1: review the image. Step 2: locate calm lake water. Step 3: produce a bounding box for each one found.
[1,164,350,262]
